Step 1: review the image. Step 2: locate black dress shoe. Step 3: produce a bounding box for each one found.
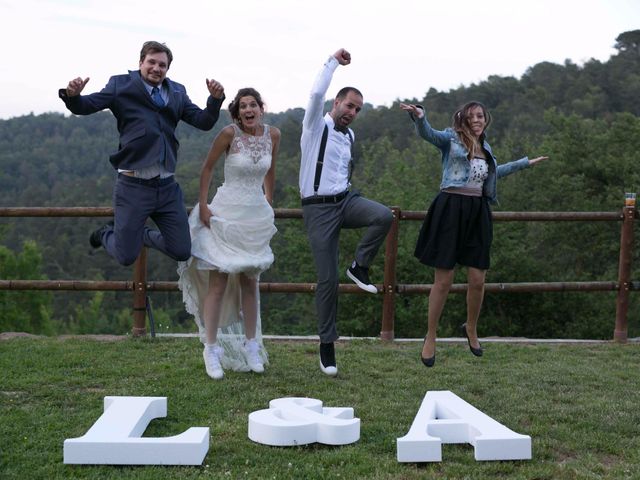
[420,336,435,367]
[461,323,483,357]
[89,221,114,249]
[421,354,436,368]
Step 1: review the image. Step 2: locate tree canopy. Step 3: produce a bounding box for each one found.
[1,31,638,339]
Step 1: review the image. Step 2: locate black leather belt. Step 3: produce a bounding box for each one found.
[118,173,175,186]
[301,190,349,206]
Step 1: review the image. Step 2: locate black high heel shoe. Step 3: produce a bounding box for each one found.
[420,336,436,367]
[461,323,483,357]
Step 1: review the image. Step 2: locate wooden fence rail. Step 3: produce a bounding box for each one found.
[1,203,637,342]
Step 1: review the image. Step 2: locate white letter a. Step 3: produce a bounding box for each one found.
[397,391,531,462]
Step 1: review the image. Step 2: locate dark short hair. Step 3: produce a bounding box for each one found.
[335,86,363,101]
[140,41,173,67]
[228,88,265,122]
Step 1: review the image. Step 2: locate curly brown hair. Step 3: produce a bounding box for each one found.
[228,88,264,124]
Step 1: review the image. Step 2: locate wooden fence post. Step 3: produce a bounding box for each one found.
[380,207,400,341]
[614,200,636,343]
[132,248,147,337]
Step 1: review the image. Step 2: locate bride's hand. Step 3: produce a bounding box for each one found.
[199,204,212,228]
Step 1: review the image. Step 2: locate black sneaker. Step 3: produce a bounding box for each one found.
[346,261,378,294]
[89,221,114,249]
[319,342,337,377]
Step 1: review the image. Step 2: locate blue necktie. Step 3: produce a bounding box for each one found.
[151,87,164,107]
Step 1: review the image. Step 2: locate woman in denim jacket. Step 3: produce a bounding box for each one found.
[400,101,548,367]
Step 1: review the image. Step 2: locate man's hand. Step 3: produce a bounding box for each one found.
[333,48,351,66]
[66,77,90,97]
[206,78,224,99]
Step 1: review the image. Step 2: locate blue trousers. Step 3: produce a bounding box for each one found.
[98,174,191,266]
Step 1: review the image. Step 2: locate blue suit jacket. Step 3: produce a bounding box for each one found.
[59,70,224,172]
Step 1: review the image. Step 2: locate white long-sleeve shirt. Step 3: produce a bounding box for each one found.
[299,56,355,198]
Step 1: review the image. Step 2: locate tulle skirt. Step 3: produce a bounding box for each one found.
[178,197,277,371]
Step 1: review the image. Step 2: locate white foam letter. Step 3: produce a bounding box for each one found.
[63,396,209,465]
[397,391,531,462]
[248,397,360,446]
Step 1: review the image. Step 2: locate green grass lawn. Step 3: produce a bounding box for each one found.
[1,336,639,479]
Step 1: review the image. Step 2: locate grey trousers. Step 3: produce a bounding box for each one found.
[302,191,393,343]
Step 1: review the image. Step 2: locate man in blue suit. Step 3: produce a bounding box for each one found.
[59,41,225,266]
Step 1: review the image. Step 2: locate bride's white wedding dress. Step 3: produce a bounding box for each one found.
[178,123,276,371]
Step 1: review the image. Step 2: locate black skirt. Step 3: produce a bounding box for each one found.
[414,191,493,270]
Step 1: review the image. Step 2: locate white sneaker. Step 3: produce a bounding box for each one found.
[203,344,224,380]
[319,342,338,377]
[244,338,265,373]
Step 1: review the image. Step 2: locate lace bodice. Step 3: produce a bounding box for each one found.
[214,124,272,204]
[229,123,272,162]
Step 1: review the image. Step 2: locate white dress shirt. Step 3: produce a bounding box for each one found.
[299,56,355,198]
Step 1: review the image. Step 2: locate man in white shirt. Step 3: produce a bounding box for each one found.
[299,49,393,376]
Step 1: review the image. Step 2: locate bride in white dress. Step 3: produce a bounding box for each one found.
[178,88,280,380]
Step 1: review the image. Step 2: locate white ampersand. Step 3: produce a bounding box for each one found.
[248,397,360,446]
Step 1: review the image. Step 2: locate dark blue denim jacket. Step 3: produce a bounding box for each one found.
[412,110,529,204]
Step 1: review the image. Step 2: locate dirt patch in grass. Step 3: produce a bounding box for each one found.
[0,332,43,340]
[0,331,127,342]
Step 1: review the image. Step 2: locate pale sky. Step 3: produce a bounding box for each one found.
[0,0,637,119]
